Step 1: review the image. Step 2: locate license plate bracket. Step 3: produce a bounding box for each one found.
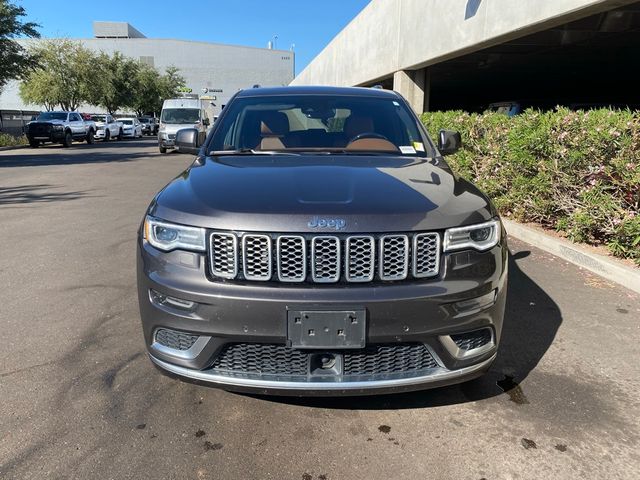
[287,309,366,349]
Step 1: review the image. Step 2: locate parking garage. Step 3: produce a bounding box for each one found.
[292,0,640,113]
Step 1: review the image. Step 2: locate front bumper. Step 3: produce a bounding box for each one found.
[137,239,508,395]
[94,129,107,139]
[27,129,65,142]
[158,132,176,148]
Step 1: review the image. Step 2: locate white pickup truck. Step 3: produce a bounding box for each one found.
[91,114,123,141]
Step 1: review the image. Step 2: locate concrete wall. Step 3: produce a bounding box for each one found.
[291,0,634,87]
[0,38,294,115]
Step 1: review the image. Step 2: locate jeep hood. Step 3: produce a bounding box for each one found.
[150,155,496,233]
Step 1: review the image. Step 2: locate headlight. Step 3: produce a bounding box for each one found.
[53,125,64,130]
[143,215,206,252]
[443,219,501,252]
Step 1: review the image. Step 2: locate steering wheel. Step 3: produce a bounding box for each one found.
[348,132,389,143]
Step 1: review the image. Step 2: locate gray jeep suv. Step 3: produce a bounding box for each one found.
[137,86,508,396]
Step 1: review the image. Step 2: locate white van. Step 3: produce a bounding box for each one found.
[158,98,211,153]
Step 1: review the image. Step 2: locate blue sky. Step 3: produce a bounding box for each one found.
[16,0,371,75]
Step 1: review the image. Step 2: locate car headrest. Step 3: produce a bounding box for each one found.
[344,115,375,138]
[260,111,290,136]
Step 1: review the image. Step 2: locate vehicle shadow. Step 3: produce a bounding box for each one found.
[0,147,187,169]
[252,248,562,410]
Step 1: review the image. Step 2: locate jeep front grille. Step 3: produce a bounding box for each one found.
[208,232,440,283]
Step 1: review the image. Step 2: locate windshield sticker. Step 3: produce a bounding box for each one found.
[413,142,425,152]
[399,145,417,154]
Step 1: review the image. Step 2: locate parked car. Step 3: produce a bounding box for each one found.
[487,101,522,117]
[119,118,143,138]
[158,98,210,153]
[138,86,508,396]
[139,116,158,136]
[90,114,123,141]
[25,111,96,148]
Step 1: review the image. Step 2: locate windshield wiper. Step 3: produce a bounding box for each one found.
[209,148,299,156]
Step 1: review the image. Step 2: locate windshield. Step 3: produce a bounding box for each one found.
[91,115,107,122]
[121,120,133,125]
[37,112,67,121]
[139,118,149,123]
[161,108,199,124]
[209,94,432,156]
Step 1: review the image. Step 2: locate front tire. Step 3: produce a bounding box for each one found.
[159,146,167,154]
[29,140,39,148]
[86,130,95,144]
[62,131,73,148]
[117,129,123,140]
[104,130,110,142]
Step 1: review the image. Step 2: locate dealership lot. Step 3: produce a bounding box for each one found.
[0,139,638,480]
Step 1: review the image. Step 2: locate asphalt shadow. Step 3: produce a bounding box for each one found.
[0,184,93,205]
[249,249,562,410]
[0,139,187,168]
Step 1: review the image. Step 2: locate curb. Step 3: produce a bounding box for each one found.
[0,145,29,152]
[503,219,640,295]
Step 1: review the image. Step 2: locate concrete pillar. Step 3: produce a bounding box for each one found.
[393,68,430,114]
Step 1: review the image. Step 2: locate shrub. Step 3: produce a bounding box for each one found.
[421,108,640,265]
[0,133,28,147]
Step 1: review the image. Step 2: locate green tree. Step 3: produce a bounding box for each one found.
[158,66,186,102]
[87,51,140,114]
[130,63,162,116]
[19,39,96,110]
[131,64,186,116]
[0,0,40,93]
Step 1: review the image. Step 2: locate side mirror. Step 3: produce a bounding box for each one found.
[176,128,200,155]
[203,118,210,127]
[438,129,462,156]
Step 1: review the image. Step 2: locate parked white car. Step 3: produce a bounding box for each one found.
[120,118,143,138]
[91,114,123,141]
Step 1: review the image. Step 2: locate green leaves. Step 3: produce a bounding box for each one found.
[421,108,640,265]
[0,0,40,93]
[19,38,185,115]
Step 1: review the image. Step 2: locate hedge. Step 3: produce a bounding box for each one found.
[0,133,28,147]
[421,108,640,265]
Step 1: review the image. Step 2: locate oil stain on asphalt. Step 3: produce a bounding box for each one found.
[204,441,223,451]
[521,438,537,449]
[497,375,530,405]
[378,425,391,434]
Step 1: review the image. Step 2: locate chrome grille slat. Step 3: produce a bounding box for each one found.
[242,234,272,281]
[209,233,238,279]
[413,233,440,278]
[345,236,375,282]
[379,235,409,281]
[277,235,306,282]
[209,232,441,283]
[311,236,340,283]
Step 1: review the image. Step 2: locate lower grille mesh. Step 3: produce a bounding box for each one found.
[155,328,199,351]
[209,343,438,377]
[211,343,308,375]
[451,329,492,351]
[343,344,438,375]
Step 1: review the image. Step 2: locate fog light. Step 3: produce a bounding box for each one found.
[454,290,496,314]
[150,289,195,311]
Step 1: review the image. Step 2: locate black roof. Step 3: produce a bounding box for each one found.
[236,85,400,99]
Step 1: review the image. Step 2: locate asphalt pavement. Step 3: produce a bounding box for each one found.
[0,138,639,480]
